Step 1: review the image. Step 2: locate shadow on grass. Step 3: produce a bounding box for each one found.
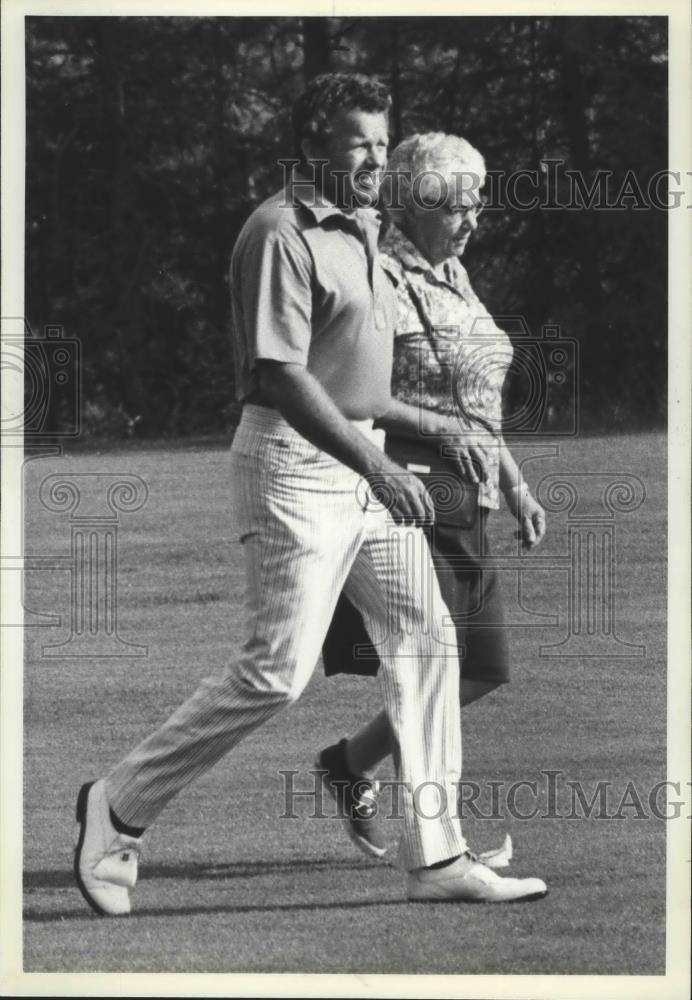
[24,895,406,923]
[24,856,401,922]
[25,855,383,892]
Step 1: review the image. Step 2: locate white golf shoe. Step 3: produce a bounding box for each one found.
[74,779,142,916]
[408,851,547,903]
[477,833,513,870]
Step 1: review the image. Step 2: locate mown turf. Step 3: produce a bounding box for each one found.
[21,432,669,974]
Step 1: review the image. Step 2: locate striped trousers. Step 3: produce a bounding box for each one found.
[106,405,467,869]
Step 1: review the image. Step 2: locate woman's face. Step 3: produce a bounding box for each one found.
[409,181,485,266]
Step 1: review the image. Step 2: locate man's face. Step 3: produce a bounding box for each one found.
[308,108,389,211]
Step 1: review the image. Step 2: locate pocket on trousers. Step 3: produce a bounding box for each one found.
[264,434,330,473]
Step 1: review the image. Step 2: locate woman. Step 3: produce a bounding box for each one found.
[318,133,547,860]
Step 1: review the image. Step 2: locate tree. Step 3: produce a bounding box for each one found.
[24,15,668,437]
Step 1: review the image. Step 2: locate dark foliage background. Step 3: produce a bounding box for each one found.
[25,15,668,438]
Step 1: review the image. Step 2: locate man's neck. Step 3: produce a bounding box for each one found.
[294,167,363,216]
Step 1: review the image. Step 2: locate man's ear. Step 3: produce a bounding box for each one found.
[301,135,328,166]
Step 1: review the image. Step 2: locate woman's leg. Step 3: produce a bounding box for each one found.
[345,676,501,780]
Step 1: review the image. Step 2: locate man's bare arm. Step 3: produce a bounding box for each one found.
[257,360,434,525]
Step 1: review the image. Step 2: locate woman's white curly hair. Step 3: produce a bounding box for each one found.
[382,132,486,215]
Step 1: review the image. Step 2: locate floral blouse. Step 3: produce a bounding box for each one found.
[380,224,513,509]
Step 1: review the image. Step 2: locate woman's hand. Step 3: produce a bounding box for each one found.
[435,415,491,485]
[374,401,491,484]
[504,484,547,551]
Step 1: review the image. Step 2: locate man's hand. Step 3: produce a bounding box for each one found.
[504,486,547,551]
[365,460,435,526]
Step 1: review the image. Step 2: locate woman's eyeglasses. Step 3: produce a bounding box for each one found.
[450,196,487,220]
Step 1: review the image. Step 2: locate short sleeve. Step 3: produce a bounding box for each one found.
[235,223,313,367]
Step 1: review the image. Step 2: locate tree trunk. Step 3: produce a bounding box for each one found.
[527,18,554,332]
[559,18,604,312]
[390,24,403,146]
[302,18,331,82]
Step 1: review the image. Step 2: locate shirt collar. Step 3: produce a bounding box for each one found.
[380,223,431,272]
[380,222,466,286]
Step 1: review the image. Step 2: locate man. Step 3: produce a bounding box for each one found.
[74,74,547,917]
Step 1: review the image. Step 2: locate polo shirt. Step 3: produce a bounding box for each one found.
[229,178,396,420]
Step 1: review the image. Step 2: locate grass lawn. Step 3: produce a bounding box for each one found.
[19,431,672,977]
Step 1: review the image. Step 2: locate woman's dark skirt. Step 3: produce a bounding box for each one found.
[322,508,510,683]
